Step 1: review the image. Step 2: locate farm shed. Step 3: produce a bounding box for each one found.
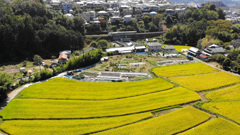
[188,47,201,56]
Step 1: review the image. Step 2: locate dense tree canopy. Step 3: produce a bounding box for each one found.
[163,6,239,47]
[0,0,85,63]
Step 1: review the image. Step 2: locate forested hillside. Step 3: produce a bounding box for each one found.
[0,0,85,63]
[163,4,240,48]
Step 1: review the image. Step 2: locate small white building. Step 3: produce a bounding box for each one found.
[150,11,157,17]
[124,15,132,23]
[110,16,122,23]
[188,47,201,56]
[97,11,108,16]
[64,13,74,19]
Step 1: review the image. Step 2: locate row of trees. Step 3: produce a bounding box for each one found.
[0,0,85,63]
[208,49,240,74]
[0,49,104,102]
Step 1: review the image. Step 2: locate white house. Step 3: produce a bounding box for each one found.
[110,16,122,23]
[124,15,132,23]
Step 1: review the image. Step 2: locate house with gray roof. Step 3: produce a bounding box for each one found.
[203,44,227,56]
[147,42,162,52]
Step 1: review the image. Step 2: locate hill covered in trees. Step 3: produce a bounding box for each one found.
[0,0,85,63]
[163,3,240,48]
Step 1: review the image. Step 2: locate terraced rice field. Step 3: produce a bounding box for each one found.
[206,84,240,101]
[0,87,200,119]
[2,60,240,134]
[169,72,240,91]
[201,101,240,123]
[19,77,174,100]
[181,118,240,135]
[96,107,211,135]
[153,63,218,77]
[0,113,152,135]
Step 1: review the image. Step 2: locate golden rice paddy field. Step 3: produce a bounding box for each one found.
[1,61,240,134]
[181,118,240,135]
[0,113,152,135]
[0,87,200,119]
[96,107,211,135]
[206,84,240,101]
[169,72,240,92]
[201,101,240,124]
[153,62,218,77]
[19,77,174,100]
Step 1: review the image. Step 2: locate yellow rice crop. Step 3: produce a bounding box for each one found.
[162,45,192,52]
[181,118,240,135]
[0,113,152,135]
[153,63,218,77]
[169,72,240,91]
[95,107,211,135]
[206,84,240,101]
[20,77,174,100]
[202,101,240,123]
[0,87,200,119]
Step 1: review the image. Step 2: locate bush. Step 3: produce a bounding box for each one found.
[0,72,13,102]
[64,49,103,70]
[40,69,53,80]
[33,55,43,66]
[208,54,226,64]
[33,69,53,81]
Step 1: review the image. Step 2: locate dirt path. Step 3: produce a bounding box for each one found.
[194,57,240,77]
[7,83,32,101]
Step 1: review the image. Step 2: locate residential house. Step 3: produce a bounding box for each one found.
[123,15,132,23]
[147,42,162,52]
[203,44,227,56]
[163,46,176,52]
[110,16,122,23]
[58,54,68,64]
